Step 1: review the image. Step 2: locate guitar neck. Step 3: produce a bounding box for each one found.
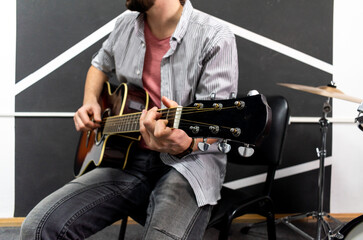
[102,106,183,135]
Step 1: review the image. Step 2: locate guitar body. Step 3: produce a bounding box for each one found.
[74,82,149,177]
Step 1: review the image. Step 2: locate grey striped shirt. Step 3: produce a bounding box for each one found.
[92,0,238,206]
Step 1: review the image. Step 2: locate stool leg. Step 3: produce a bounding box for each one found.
[118,216,128,240]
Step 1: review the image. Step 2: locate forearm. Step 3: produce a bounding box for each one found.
[83,65,108,105]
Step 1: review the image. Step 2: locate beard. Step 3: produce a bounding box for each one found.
[125,0,155,13]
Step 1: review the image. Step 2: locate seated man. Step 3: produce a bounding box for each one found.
[20,0,238,239]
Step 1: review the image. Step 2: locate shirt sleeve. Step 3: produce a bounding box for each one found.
[196,29,239,100]
[91,18,124,76]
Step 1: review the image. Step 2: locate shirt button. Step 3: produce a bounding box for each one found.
[136,70,141,75]
[141,43,145,47]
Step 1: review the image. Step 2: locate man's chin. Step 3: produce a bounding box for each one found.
[125,0,154,13]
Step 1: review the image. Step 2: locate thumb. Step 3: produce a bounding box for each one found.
[162,96,179,108]
[87,105,102,123]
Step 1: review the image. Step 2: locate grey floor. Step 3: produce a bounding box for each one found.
[0,217,347,240]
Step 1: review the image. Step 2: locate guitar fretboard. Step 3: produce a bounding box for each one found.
[102,107,182,135]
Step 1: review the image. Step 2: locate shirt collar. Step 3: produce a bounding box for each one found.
[135,13,145,41]
[172,0,193,44]
[134,0,193,45]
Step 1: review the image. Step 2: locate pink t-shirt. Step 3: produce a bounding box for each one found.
[140,21,171,149]
[142,21,171,108]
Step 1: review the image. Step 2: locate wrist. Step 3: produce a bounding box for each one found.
[173,138,195,159]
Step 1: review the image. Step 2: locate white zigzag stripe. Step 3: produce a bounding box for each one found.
[15,11,130,95]
[205,11,333,74]
[15,10,332,96]
[224,158,333,189]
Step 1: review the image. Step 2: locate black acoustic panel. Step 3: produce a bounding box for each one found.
[16,0,124,82]
[15,117,79,217]
[236,37,333,117]
[272,166,332,213]
[15,38,106,112]
[225,163,267,183]
[193,0,333,63]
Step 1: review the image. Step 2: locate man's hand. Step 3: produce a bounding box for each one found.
[139,96,193,155]
[74,66,107,132]
[73,102,102,132]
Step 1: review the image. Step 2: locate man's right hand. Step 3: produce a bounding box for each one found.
[74,66,108,132]
[73,103,102,132]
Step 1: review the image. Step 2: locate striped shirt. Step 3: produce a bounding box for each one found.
[91,0,239,206]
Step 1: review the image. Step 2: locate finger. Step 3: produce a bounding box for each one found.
[139,110,152,144]
[143,107,160,131]
[75,107,99,131]
[161,96,179,108]
[87,106,103,128]
[74,112,91,132]
[73,115,81,131]
[154,119,171,138]
[91,106,102,123]
[84,106,102,127]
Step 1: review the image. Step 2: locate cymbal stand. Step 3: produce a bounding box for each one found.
[355,101,363,131]
[277,98,343,240]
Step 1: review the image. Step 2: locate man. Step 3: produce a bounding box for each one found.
[21,0,238,239]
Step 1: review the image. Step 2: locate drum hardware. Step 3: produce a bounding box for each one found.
[276,97,343,240]
[275,81,361,240]
[355,101,363,131]
[332,215,363,240]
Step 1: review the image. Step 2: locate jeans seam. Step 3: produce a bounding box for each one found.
[143,194,181,240]
[142,192,155,240]
[143,193,207,240]
[181,207,203,240]
[35,180,136,240]
[57,188,123,240]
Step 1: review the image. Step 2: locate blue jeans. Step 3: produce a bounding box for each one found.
[20,149,212,240]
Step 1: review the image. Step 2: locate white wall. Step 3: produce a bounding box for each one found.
[0,1,16,218]
[331,0,363,213]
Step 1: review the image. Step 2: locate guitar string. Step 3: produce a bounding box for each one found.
[100,107,240,135]
[100,106,237,125]
[101,107,238,128]
[100,106,237,132]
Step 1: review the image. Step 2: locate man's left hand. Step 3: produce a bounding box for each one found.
[139,96,193,155]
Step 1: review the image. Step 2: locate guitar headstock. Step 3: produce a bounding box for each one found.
[177,94,272,155]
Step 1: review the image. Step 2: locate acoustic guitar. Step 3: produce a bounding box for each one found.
[74,82,271,177]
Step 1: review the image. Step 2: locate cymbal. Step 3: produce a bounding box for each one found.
[278,83,363,103]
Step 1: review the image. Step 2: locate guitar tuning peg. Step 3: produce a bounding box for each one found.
[238,144,255,157]
[198,138,210,152]
[247,90,259,96]
[218,140,231,153]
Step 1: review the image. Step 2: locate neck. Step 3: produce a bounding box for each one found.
[145,0,183,39]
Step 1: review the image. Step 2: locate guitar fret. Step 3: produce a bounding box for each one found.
[103,112,142,135]
[121,116,125,132]
[103,107,184,135]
